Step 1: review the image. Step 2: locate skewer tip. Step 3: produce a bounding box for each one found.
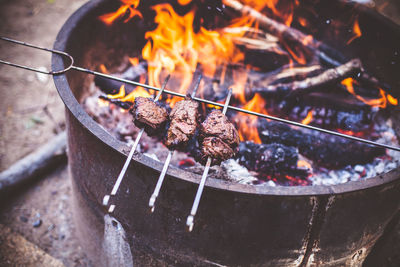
[186,215,194,232]
[108,204,116,213]
[103,195,110,206]
[149,195,157,213]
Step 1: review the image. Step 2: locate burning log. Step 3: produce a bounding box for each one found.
[283,92,376,132]
[258,119,385,168]
[252,59,362,96]
[236,141,309,179]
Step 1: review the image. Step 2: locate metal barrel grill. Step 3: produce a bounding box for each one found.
[45,0,400,266]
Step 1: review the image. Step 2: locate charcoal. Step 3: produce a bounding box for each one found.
[258,119,385,168]
[236,141,309,178]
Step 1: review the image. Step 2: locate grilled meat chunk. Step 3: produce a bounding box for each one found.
[130,97,168,135]
[199,110,240,164]
[200,110,239,146]
[165,97,199,149]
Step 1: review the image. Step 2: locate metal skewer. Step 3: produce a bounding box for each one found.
[102,75,170,213]
[149,75,203,213]
[2,36,400,153]
[186,88,233,232]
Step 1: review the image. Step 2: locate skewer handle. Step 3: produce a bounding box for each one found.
[148,74,202,213]
[149,150,173,212]
[186,89,233,232]
[186,157,212,232]
[102,75,170,213]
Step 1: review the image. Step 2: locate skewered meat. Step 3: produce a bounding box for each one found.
[199,110,240,164]
[165,96,200,149]
[129,97,168,135]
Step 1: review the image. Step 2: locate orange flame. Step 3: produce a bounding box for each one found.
[347,18,362,45]
[301,110,313,125]
[297,159,312,171]
[142,3,248,104]
[107,85,126,99]
[128,57,139,66]
[99,64,109,74]
[387,94,398,106]
[235,93,267,144]
[106,78,151,103]
[341,78,398,108]
[99,0,142,25]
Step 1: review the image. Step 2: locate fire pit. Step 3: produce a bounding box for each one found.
[52,0,400,266]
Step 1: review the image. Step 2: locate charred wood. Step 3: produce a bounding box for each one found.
[246,65,323,98]
[99,95,133,110]
[258,119,385,168]
[94,61,147,95]
[282,92,375,132]
[236,141,309,178]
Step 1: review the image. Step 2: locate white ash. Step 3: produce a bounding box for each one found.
[221,159,258,184]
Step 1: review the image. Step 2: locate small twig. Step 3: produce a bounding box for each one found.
[0,132,67,191]
[252,59,362,96]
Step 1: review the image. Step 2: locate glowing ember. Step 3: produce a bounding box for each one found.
[301,110,313,125]
[347,18,362,45]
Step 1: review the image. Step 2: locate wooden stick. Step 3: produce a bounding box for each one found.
[252,59,362,96]
[223,0,318,50]
[0,132,67,191]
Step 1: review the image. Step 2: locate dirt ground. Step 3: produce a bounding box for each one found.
[0,0,399,266]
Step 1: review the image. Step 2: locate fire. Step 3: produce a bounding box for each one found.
[341,78,397,108]
[99,64,109,74]
[141,3,246,105]
[387,94,398,106]
[240,0,298,26]
[297,159,312,171]
[99,0,142,25]
[128,57,139,66]
[347,18,362,45]
[107,82,151,103]
[301,110,313,125]
[235,93,267,144]
[107,85,126,99]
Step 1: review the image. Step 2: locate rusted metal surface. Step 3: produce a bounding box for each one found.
[53,0,400,266]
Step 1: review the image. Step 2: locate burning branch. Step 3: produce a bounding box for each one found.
[252,59,363,96]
